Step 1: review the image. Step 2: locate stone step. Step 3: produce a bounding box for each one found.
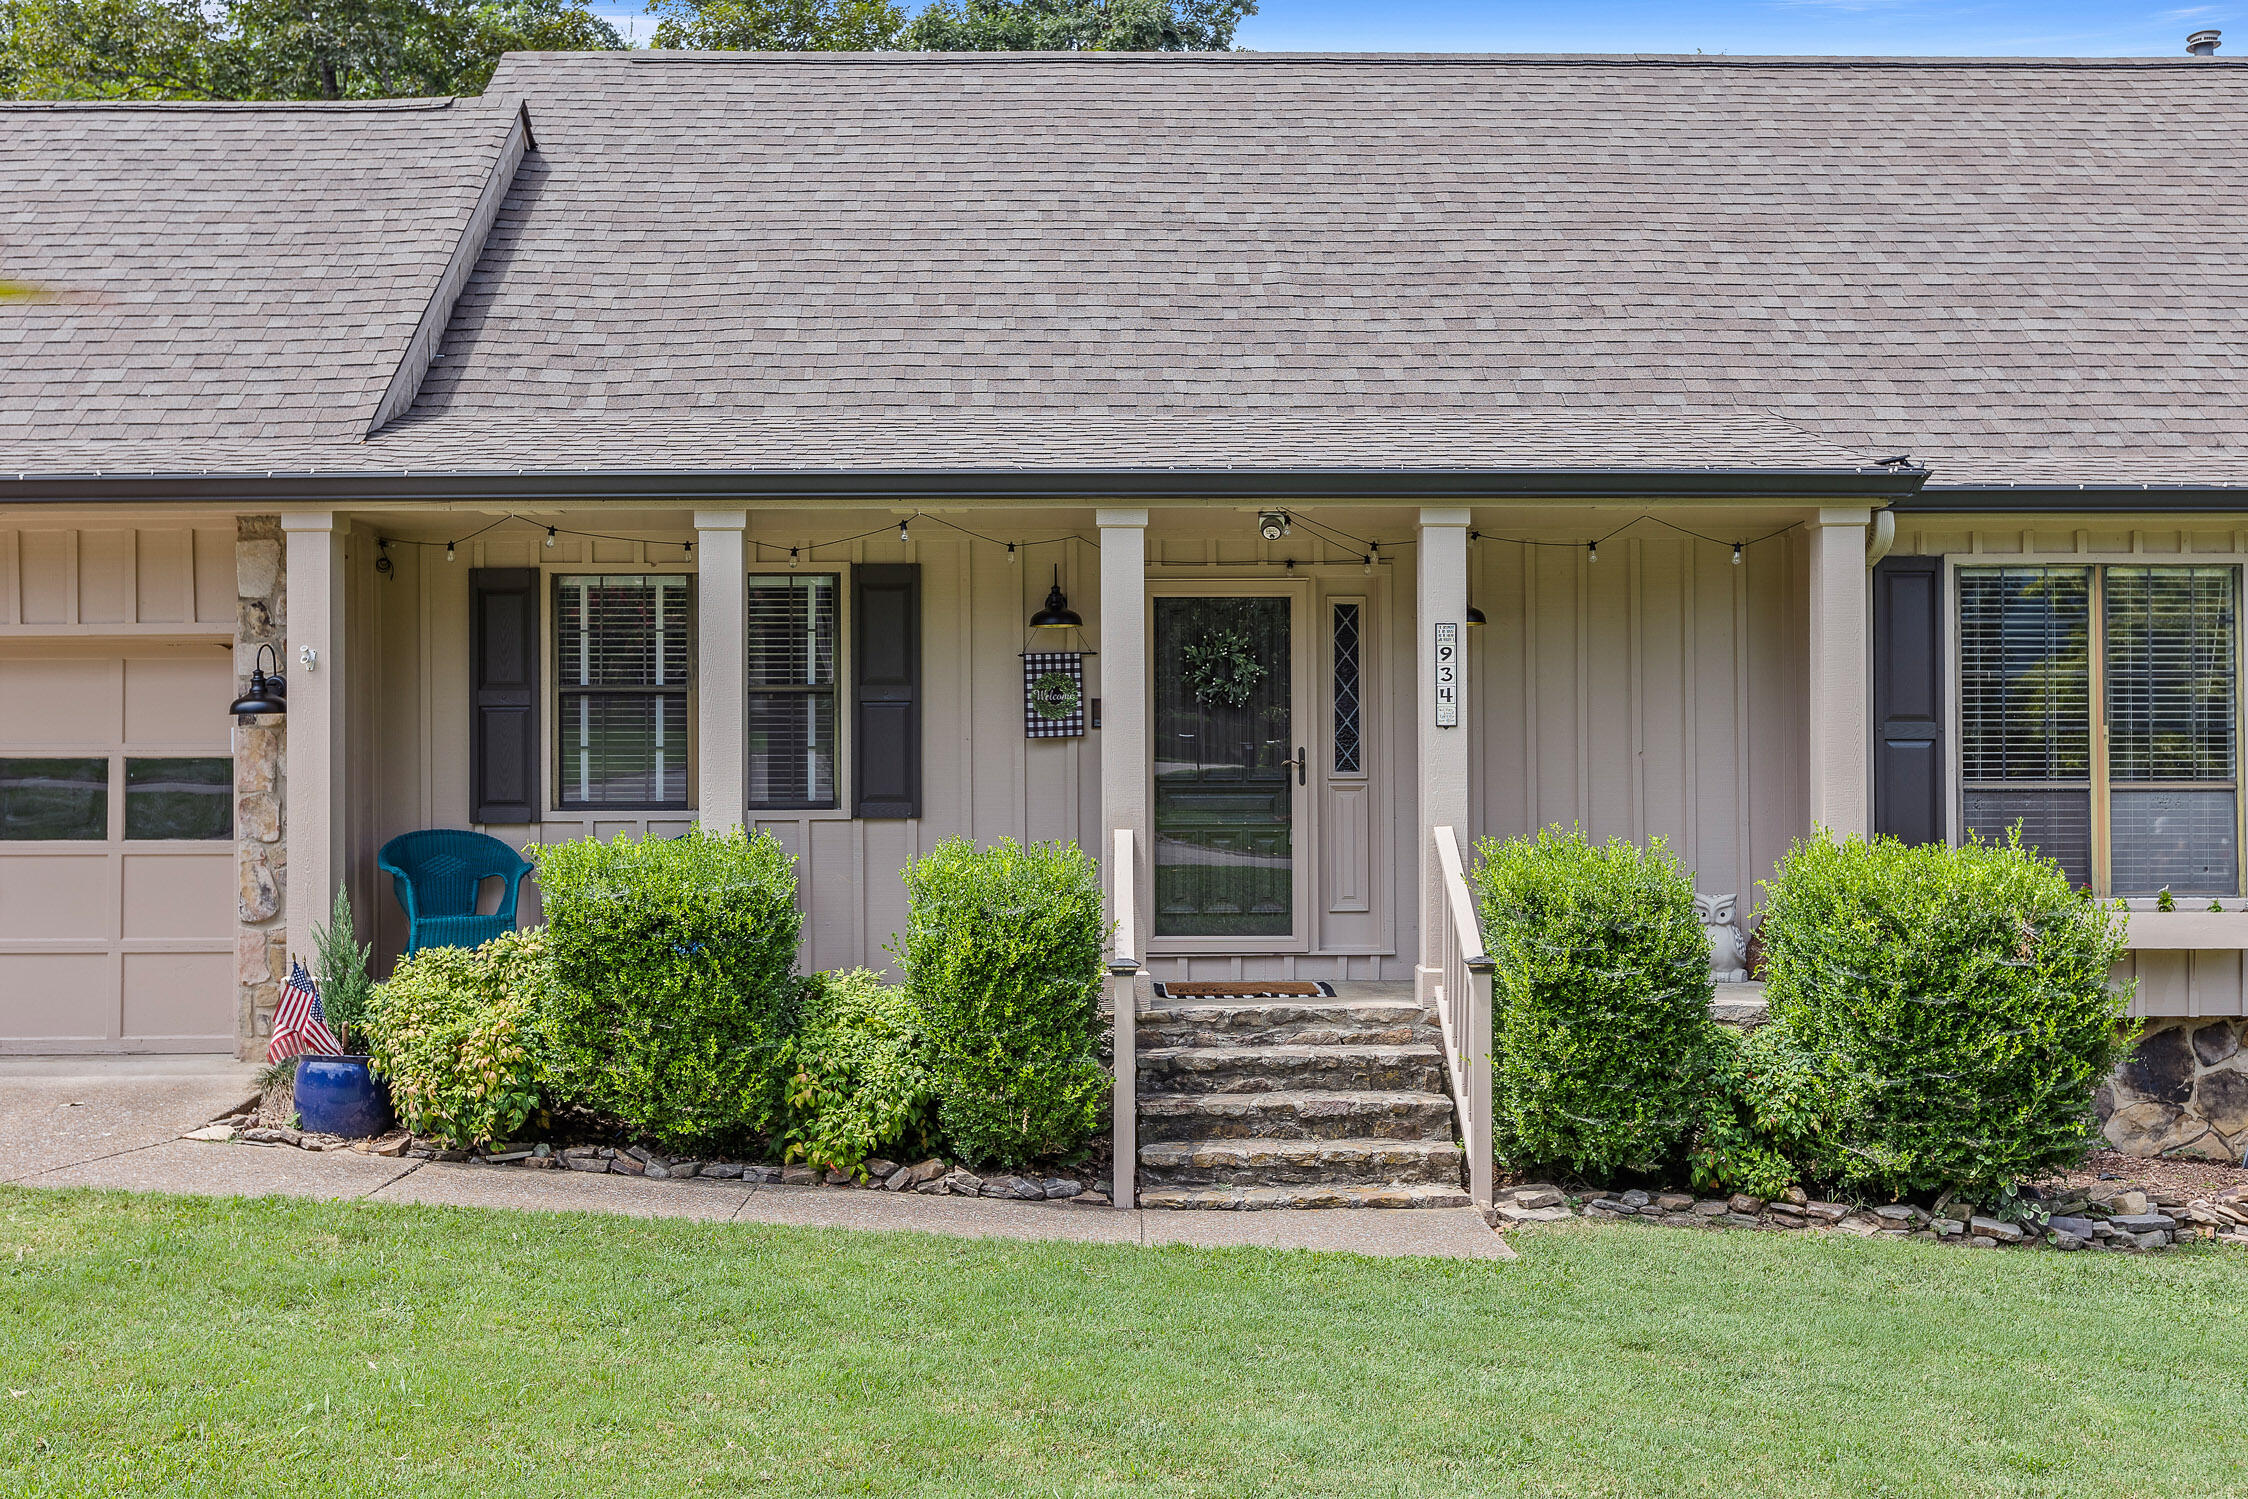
[1138,1136,1465,1188]
[1144,999,1432,1027]
[1137,1089,1458,1142]
[1139,1019,1440,1049]
[1138,1183,1474,1211]
[1138,1043,1447,1095]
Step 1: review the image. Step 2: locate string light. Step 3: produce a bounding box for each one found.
[1365,541,1379,576]
[898,518,910,544]
[1587,541,1598,564]
[444,541,455,563]
[1733,543,1744,565]
[544,527,557,548]
[1007,542,1018,564]
[788,547,800,569]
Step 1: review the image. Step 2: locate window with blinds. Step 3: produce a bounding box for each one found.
[1957,564,2240,896]
[2105,567,2237,895]
[555,575,692,809]
[746,574,838,809]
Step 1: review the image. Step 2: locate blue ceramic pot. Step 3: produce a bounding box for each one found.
[294,1055,395,1138]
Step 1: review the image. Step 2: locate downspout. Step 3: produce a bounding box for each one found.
[1864,508,1896,566]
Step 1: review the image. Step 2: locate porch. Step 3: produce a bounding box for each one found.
[267,500,1875,983]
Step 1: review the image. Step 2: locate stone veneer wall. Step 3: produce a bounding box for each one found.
[2100,1018,2248,1165]
[234,515,286,1059]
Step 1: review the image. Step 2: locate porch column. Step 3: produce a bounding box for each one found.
[694,510,748,834]
[1807,506,1873,839]
[281,510,345,970]
[1416,508,1473,1000]
[1097,508,1150,955]
[1097,508,1149,1211]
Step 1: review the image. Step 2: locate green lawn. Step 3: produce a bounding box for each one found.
[4,1188,2244,1497]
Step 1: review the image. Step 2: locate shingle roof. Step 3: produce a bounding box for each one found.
[7,53,2248,491]
[0,96,525,445]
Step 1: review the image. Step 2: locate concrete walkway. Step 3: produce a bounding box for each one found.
[1,1057,1512,1261]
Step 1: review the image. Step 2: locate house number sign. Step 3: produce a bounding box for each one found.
[1432,622,1460,727]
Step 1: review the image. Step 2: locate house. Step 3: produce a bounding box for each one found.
[5,50,2246,1196]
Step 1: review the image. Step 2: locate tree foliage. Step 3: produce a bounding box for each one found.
[646,0,901,49]
[903,0,1253,51]
[2,0,623,100]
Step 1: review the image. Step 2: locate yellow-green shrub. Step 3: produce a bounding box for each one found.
[364,929,547,1147]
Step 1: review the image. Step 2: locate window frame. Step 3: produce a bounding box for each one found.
[1948,557,2248,899]
[550,571,698,814]
[744,569,843,812]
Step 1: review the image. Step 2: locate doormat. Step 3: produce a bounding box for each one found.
[1151,981,1338,999]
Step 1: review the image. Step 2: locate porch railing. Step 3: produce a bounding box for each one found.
[1108,826,1139,1211]
[1430,825,1496,1210]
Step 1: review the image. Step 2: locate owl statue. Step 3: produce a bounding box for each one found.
[1695,893,1749,984]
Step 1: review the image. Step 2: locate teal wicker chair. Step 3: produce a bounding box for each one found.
[378,829,533,957]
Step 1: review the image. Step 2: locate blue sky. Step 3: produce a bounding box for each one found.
[593,1,2238,54]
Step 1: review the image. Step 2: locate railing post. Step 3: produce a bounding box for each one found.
[1464,957,1495,1211]
[1108,826,1139,1210]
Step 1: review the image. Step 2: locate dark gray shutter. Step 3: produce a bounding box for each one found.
[853,563,920,819]
[470,567,541,824]
[1873,554,1944,845]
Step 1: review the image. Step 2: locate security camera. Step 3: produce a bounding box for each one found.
[1257,511,1290,542]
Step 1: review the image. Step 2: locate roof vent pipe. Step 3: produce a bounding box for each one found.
[2186,29,2220,55]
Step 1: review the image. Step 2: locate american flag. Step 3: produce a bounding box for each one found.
[267,960,343,1063]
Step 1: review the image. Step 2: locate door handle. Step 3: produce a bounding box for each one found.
[1290,747,1307,786]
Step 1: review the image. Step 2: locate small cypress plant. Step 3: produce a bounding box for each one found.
[311,884,375,1051]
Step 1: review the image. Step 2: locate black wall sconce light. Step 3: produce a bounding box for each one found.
[229,643,288,723]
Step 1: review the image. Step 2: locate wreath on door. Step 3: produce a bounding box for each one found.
[1182,626,1269,708]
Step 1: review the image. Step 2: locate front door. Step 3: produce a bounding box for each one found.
[1151,590,1308,948]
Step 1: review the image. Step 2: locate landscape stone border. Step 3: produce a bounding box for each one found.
[183,1111,1113,1207]
[1487,1181,2248,1252]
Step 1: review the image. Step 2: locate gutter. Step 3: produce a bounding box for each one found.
[0,465,1929,505]
[1897,484,2248,514]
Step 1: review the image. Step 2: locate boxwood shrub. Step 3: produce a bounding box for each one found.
[364,929,548,1148]
[777,968,935,1180]
[531,828,802,1149]
[896,837,1107,1169]
[1471,827,1717,1179]
[1757,830,2130,1201]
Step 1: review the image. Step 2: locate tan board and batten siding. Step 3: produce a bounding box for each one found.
[0,524,240,1051]
[350,519,1100,977]
[1893,515,2248,1020]
[348,511,1812,987]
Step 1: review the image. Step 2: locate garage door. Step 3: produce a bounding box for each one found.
[0,640,237,1052]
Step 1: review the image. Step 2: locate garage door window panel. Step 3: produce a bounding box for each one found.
[124,757,233,840]
[0,757,109,840]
